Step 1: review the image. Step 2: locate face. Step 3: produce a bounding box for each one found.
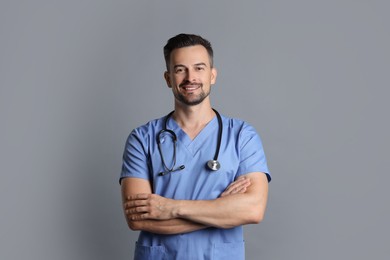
[164,45,217,107]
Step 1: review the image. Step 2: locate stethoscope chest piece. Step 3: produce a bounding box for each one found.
[207,159,221,171]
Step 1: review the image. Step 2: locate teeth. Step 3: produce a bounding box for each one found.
[183,86,199,90]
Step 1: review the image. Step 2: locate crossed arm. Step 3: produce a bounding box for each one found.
[121,172,268,235]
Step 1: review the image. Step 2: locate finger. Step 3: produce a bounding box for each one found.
[130,211,163,221]
[220,191,228,197]
[233,176,247,183]
[126,193,150,201]
[128,213,149,221]
[224,180,244,193]
[225,178,250,193]
[234,182,251,193]
[221,180,251,197]
[228,186,247,195]
[222,186,248,197]
[220,178,250,197]
[124,199,150,209]
[221,185,236,196]
[235,186,247,194]
[126,206,149,215]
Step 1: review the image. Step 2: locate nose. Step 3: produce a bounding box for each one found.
[185,69,196,82]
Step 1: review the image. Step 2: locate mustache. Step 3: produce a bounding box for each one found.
[179,81,202,87]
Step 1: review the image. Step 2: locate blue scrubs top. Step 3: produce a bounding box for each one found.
[120,113,270,260]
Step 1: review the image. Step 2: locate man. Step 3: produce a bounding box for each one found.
[120,33,271,260]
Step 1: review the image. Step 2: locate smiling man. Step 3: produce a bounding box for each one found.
[120,33,271,260]
[166,44,215,107]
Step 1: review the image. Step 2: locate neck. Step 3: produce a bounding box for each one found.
[173,104,214,125]
[172,103,216,139]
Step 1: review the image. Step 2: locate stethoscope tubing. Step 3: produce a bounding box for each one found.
[212,109,223,161]
[157,109,223,175]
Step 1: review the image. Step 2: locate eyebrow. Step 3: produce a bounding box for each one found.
[173,64,186,70]
[173,63,208,69]
[194,62,207,67]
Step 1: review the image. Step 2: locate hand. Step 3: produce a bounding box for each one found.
[124,193,177,221]
[220,177,251,197]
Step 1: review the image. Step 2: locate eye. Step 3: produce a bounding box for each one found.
[175,68,184,73]
[196,66,205,71]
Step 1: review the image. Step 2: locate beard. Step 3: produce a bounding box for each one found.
[174,84,211,106]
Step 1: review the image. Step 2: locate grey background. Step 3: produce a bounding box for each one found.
[1,0,389,259]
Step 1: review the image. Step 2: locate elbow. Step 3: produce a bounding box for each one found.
[246,198,268,224]
[128,224,138,231]
[219,209,265,229]
[246,208,265,225]
[127,220,142,231]
[250,212,264,224]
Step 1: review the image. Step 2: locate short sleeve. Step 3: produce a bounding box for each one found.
[119,129,150,184]
[237,123,271,182]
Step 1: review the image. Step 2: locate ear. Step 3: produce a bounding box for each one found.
[211,67,217,85]
[164,71,172,88]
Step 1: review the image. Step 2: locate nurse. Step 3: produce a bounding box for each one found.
[120,33,271,260]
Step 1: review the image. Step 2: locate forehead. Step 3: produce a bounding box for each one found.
[169,45,210,67]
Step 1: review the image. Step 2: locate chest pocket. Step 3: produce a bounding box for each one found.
[134,243,167,260]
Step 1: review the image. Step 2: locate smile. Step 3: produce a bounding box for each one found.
[183,86,199,91]
[180,84,201,91]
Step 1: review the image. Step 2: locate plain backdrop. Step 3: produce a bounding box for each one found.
[1,1,389,259]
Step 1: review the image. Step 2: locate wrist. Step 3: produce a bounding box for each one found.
[172,200,184,218]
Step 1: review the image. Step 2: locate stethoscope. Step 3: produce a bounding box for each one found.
[157,109,223,176]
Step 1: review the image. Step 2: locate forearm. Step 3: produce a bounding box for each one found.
[175,193,264,229]
[122,177,209,235]
[129,194,260,231]
[127,218,208,235]
[125,173,268,229]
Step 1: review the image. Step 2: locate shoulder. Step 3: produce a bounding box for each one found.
[220,114,257,134]
[132,112,172,136]
[132,117,163,135]
[220,114,264,148]
[126,116,165,145]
